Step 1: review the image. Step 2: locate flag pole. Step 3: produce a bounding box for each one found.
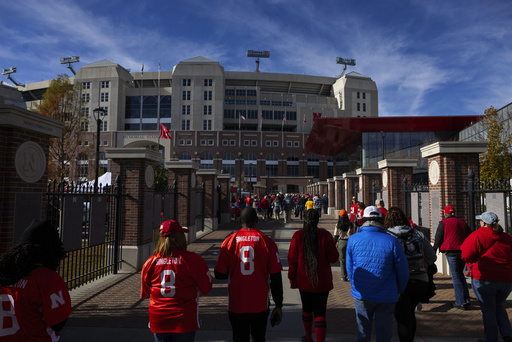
[140,62,144,130]
[157,61,161,152]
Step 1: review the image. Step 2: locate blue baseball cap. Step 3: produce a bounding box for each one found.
[476,212,499,225]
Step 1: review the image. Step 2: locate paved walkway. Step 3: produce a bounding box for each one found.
[60,215,506,341]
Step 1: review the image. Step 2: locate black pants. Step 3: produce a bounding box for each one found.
[228,309,269,342]
[394,279,428,342]
[299,291,329,317]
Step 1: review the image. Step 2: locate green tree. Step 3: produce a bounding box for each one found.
[480,106,512,181]
[35,75,87,183]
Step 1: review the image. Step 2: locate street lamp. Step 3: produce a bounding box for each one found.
[93,108,106,193]
[238,152,243,201]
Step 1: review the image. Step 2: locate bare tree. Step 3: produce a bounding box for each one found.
[34,75,89,183]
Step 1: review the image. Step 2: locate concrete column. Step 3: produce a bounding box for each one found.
[0,106,63,252]
[327,178,335,216]
[378,159,417,210]
[356,168,382,207]
[107,147,161,272]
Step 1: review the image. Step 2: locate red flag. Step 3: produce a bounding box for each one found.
[241,115,246,120]
[303,116,307,123]
[313,112,322,121]
[261,114,264,120]
[159,123,171,139]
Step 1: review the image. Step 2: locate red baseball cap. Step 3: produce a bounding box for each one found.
[160,220,189,237]
[443,206,455,214]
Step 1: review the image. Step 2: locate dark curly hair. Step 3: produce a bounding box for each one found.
[303,209,320,287]
[0,221,66,286]
[383,207,410,229]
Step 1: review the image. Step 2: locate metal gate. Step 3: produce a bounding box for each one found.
[465,170,512,233]
[46,177,124,290]
[402,178,430,230]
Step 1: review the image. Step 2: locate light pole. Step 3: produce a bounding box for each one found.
[238,152,243,201]
[93,108,106,194]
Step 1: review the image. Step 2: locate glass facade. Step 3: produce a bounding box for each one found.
[125,95,171,130]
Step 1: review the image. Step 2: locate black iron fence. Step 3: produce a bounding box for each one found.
[465,170,512,233]
[46,177,124,290]
[402,178,430,228]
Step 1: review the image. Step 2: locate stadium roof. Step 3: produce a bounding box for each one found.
[304,115,483,156]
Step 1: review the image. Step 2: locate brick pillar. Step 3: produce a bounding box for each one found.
[0,106,63,253]
[197,169,219,232]
[107,147,161,272]
[165,161,199,241]
[378,159,417,210]
[356,168,381,207]
[327,178,335,216]
[421,141,487,233]
[343,172,359,203]
[334,176,345,212]
[217,174,232,224]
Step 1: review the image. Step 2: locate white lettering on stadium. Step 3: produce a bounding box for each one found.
[236,236,260,243]
[156,257,181,265]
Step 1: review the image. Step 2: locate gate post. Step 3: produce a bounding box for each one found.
[106,147,161,272]
[327,178,335,216]
[165,161,199,242]
[334,176,345,213]
[467,169,476,232]
[356,168,381,207]
[217,173,232,224]
[0,106,63,253]
[343,172,359,203]
[378,159,417,210]
[197,169,220,233]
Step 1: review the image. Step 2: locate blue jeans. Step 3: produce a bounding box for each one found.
[354,299,395,342]
[445,253,470,305]
[472,278,512,342]
[154,330,196,342]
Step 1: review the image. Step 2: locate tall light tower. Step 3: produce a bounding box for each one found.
[336,57,356,77]
[247,50,270,72]
[60,56,80,75]
[2,67,24,87]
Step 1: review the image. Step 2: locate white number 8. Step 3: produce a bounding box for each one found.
[0,294,20,336]
[240,246,255,275]
[160,270,176,297]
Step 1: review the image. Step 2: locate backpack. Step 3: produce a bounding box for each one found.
[390,228,426,275]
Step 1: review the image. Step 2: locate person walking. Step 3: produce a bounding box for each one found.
[273,195,283,224]
[322,194,328,215]
[288,209,339,342]
[141,220,212,342]
[433,205,471,309]
[297,194,307,219]
[461,212,512,342]
[346,206,410,342]
[313,195,323,218]
[384,207,436,342]
[0,220,71,341]
[333,209,355,282]
[283,193,295,224]
[214,207,283,342]
[375,199,387,217]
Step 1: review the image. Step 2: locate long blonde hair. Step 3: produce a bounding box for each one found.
[153,232,187,257]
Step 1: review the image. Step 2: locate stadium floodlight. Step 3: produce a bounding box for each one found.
[60,56,80,75]
[247,50,270,72]
[336,57,356,77]
[2,67,24,87]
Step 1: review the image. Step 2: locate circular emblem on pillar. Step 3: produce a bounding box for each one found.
[429,160,440,185]
[191,173,196,187]
[145,165,154,188]
[15,141,46,183]
[382,170,388,188]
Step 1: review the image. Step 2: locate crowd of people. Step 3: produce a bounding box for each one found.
[231,192,330,224]
[2,197,511,342]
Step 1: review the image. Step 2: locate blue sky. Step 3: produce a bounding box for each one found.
[1,0,511,116]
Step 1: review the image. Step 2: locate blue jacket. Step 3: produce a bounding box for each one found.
[346,223,409,303]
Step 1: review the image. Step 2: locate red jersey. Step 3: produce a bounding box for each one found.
[350,203,359,223]
[215,228,282,313]
[0,267,71,342]
[288,228,339,292]
[141,250,212,333]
